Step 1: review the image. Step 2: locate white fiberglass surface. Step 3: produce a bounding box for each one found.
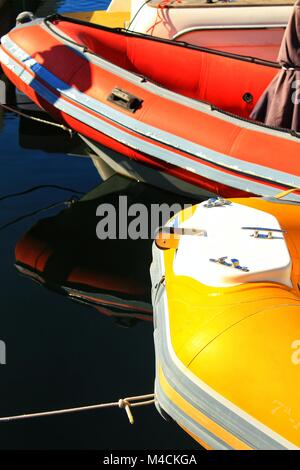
[173,201,292,288]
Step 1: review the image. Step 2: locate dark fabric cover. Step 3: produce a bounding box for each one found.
[250,0,300,131]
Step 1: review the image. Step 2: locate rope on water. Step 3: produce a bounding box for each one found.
[0,103,73,136]
[0,200,66,231]
[0,185,84,203]
[0,394,155,425]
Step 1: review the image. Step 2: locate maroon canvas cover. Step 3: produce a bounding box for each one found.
[250,0,300,132]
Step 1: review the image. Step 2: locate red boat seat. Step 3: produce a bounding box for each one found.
[55,20,279,118]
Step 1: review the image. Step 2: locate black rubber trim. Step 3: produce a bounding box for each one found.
[45,14,281,69]
[41,15,300,147]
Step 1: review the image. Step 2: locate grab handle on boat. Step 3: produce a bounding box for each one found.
[107,87,143,113]
[155,226,207,250]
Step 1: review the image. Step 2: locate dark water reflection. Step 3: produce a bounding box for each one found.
[0,0,204,450]
[0,108,202,451]
[0,3,200,449]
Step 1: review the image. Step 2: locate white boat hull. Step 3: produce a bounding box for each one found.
[80,135,214,199]
[129,1,292,60]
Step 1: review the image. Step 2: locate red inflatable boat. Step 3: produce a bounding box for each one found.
[1,14,300,199]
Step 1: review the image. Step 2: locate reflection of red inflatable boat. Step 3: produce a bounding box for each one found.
[1,15,300,199]
[14,177,156,325]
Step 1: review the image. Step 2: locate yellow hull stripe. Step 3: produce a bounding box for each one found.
[158,366,252,450]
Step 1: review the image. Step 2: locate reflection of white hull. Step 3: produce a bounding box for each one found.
[80,135,214,199]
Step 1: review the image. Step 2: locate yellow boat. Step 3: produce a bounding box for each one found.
[151,192,300,449]
[64,0,131,28]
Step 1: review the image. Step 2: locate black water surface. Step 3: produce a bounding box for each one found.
[0,0,199,450]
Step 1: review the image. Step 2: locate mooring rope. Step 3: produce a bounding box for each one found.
[0,200,66,231]
[0,394,155,425]
[0,103,73,136]
[0,185,84,203]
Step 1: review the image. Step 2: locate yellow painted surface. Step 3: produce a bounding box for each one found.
[64,11,130,28]
[108,0,131,12]
[159,367,251,449]
[162,198,300,447]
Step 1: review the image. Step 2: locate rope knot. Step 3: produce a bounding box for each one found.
[118,398,129,409]
[118,399,134,425]
[0,393,154,424]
